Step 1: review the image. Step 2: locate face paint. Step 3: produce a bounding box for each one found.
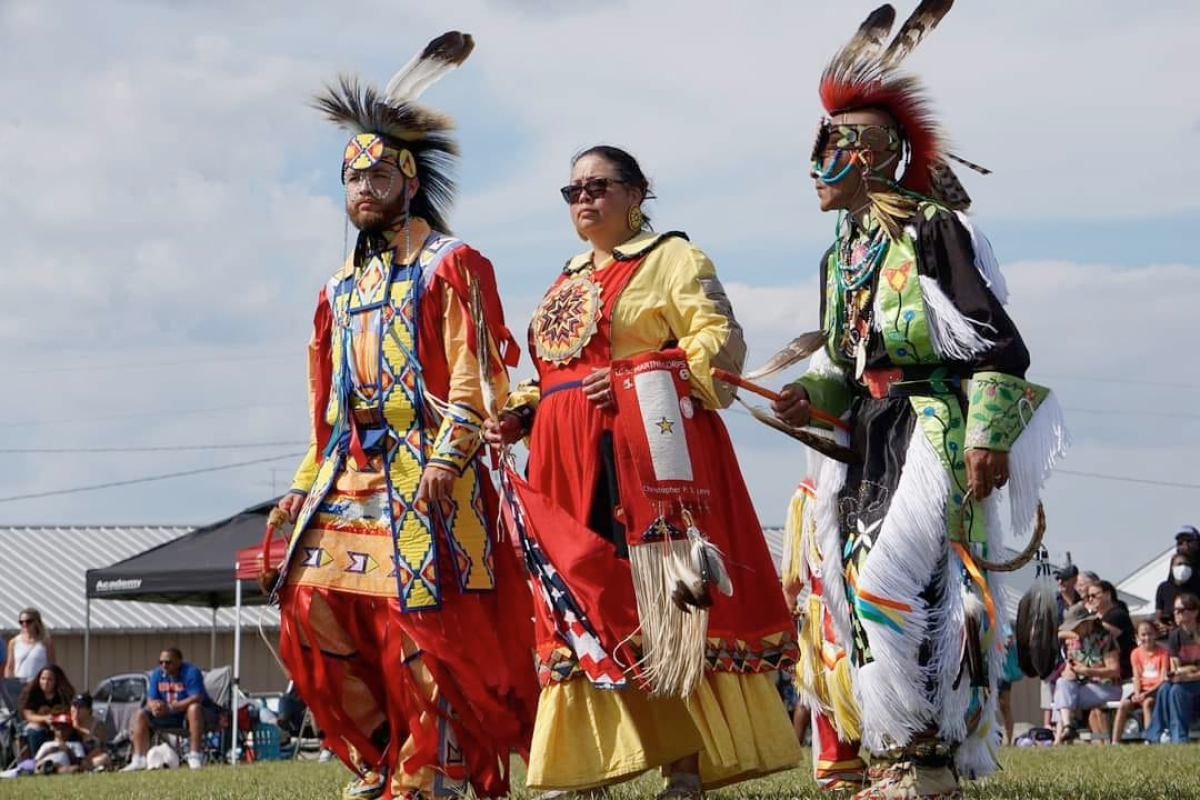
[345,163,401,202]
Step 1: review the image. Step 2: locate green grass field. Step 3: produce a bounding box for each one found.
[5,746,1200,800]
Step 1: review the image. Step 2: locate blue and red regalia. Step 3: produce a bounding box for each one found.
[267,33,538,800]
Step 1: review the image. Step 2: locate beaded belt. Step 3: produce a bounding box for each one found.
[541,380,583,399]
[859,367,964,400]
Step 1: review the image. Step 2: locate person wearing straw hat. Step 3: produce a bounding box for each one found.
[1051,603,1121,745]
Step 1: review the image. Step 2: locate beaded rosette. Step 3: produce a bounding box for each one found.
[531,276,603,366]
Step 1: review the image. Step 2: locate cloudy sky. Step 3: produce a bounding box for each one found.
[1,0,1196,587]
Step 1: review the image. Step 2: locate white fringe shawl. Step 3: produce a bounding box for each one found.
[955,212,1008,305]
[809,427,854,656]
[853,429,949,752]
[919,276,996,362]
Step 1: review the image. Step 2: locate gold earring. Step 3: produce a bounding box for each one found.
[627,205,644,231]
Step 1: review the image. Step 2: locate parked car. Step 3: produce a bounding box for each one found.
[92,671,150,743]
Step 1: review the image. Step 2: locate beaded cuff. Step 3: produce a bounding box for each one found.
[429,402,484,475]
[965,371,1049,452]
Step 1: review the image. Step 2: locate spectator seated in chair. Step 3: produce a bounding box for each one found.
[1144,592,1200,744]
[121,647,218,771]
[1111,620,1170,743]
[17,665,75,758]
[70,693,112,771]
[1052,603,1122,745]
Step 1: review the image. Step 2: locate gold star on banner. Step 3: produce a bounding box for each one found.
[656,417,674,434]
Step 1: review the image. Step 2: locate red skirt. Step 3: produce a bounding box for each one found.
[525,386,797,681]
[278,523,538,798]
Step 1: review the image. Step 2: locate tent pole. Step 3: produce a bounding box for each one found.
[232,572,242,768]
[211,606,218,669]
[84,595,91,689]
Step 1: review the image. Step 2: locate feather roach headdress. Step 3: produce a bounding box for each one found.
[813,2,989,236]
[314,31,475,235]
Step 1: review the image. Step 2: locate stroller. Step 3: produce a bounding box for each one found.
[0,677,27,768]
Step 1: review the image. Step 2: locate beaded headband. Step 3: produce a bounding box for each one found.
[810,118,903,165]
[342,133,417,181]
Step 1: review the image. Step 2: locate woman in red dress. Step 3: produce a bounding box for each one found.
[485,146,800,798]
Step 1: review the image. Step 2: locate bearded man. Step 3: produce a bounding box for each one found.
[772,4,1068,797]
[268,32,537,800]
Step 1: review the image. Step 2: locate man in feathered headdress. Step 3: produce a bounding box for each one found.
[266,32,538,800]
[771,3,1068,797]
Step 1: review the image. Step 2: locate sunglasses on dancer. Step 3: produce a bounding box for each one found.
[560,177,626,204]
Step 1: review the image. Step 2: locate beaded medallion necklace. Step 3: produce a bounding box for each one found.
[832,211,888,377]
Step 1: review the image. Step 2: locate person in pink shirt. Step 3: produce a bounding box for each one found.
[1111,620,1171,743]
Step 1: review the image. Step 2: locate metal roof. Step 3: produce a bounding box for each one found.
[0,525,279,634]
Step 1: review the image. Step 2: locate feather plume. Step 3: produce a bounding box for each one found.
[928,159,972,211]
[313,74,457,144]
[880,0,955,68]
[947,152,992,175]
[736,397,860,464]
[836,5,897,69]
[744,330,827,381]
[385,31,475,104]
[959,589,987,689]
[688,524,733,598]
[1015,562,1060,679]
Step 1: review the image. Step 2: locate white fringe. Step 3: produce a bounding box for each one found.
[934,553,970,743]
[1006,391,1070,542]
[805,345,846,381]
[919,275,995,361]
[810,427,854,654]
[955,212,1009,305]
[628,536,709,698]
[854,430,949,752]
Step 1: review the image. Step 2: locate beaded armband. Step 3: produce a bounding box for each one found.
[429,402,485,475]
[965,371,1049,452]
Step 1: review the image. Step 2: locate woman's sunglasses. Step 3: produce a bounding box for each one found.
[560,177,625,205]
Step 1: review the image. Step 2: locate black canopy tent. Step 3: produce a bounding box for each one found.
[83,499,278,687]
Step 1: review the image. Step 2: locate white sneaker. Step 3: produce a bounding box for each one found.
[121,755,147,772]
[187,752,204,770]
[318,747,335,763]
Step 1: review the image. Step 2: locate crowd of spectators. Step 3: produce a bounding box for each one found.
[1035,524,1200,745]
[1,608,113,779]
[2,609,220,779]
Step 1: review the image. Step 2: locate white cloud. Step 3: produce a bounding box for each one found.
[0,1,1195,587]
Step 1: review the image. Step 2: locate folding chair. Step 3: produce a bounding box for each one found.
[0,678,27,768]
[151,666,233,765]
